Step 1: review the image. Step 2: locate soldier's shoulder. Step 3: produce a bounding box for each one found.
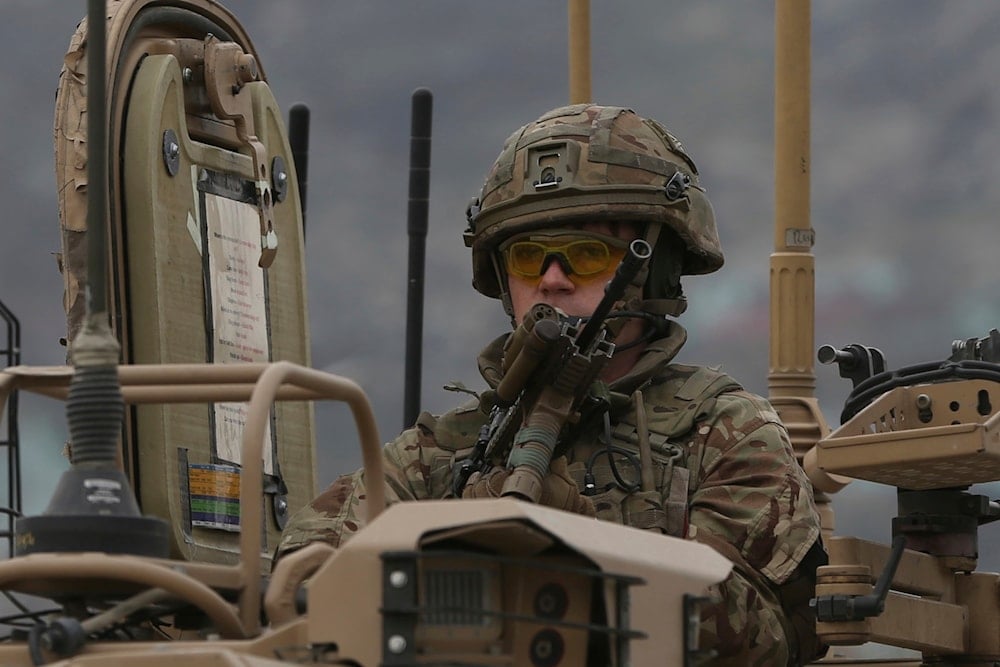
[647,363,786,443]
[633,364,744,439]
[710,388,783,427]
[649,362,743,400]
[413,397,489,452]
[696,390,792,465]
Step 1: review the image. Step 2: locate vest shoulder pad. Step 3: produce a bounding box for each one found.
[416,398,489,453]
[640,364,743,438]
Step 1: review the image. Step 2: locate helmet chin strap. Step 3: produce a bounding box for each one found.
[641,296,687,317]
[603,296,642,340]
[489,251,519,325]
[636,221,660,287]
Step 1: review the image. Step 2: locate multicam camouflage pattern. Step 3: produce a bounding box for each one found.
[464,104,725,302]
[279,322,824,665]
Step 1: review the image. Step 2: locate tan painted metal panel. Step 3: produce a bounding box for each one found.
[123,54,313,565]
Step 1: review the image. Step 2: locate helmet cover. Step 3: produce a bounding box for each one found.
[464,104,724,303]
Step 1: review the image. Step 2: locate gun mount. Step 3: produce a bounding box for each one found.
[818,343,886,391]
[809,334,1000,663]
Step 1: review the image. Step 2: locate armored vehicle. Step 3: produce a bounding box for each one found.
[1,1,998,666]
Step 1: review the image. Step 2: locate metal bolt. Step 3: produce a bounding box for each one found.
[916,394,932,410]
[162,129,181,176]
[389,570,408,588]
[182,67,193,83]
[237,54,259,82]
[271,155,289,202]
[387,635,407,654]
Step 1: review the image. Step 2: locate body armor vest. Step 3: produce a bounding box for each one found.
[421,364,742,537]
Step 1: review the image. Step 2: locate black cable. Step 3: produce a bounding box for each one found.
[571,309,669,353]
[609,314,660,353]
[582,412,641,495]
[26,624,45,666]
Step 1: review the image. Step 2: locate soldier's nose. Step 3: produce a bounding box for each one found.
[538,257,574,292]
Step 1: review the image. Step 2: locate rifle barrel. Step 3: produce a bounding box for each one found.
[575,239,651,351]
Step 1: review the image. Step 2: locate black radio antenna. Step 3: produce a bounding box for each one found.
[403,88,433,429]
[14,0,168,557]
[288,103,310,236]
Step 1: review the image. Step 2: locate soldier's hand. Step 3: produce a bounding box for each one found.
[462,456,595,518]
[461,466,508,499]
[544,456,596,517]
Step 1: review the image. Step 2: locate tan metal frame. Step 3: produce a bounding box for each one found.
[0,361,383,639]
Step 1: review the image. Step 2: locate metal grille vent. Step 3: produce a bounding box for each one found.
[423,569,487,626]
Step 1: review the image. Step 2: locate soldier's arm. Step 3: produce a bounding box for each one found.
[275,423,443,557]
[686,391,823,666]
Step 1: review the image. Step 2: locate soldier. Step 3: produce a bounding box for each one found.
[278,104,826,665]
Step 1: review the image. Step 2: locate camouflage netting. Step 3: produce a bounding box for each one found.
[53,0,260,350]
[54,13,91,349]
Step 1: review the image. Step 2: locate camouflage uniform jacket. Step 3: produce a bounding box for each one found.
[279,324,824,665]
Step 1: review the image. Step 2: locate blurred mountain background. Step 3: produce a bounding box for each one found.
[2,0,999,586]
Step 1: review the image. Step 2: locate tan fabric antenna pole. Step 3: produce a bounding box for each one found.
[772,0,813,397]
[771,0,846,532]
[568,0,591,104]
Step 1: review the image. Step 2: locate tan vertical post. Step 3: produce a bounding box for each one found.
[568,0,591,104]
[771,0,845,536]
[772,0,813,400]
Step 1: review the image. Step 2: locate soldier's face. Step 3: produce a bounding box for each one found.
[506,221,638,323]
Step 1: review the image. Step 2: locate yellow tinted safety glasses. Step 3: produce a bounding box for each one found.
[503,234,628,284]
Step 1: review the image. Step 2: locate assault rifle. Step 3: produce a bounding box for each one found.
[453,238,652,502]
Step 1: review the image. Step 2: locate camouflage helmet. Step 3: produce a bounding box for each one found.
[464,104,723,308]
